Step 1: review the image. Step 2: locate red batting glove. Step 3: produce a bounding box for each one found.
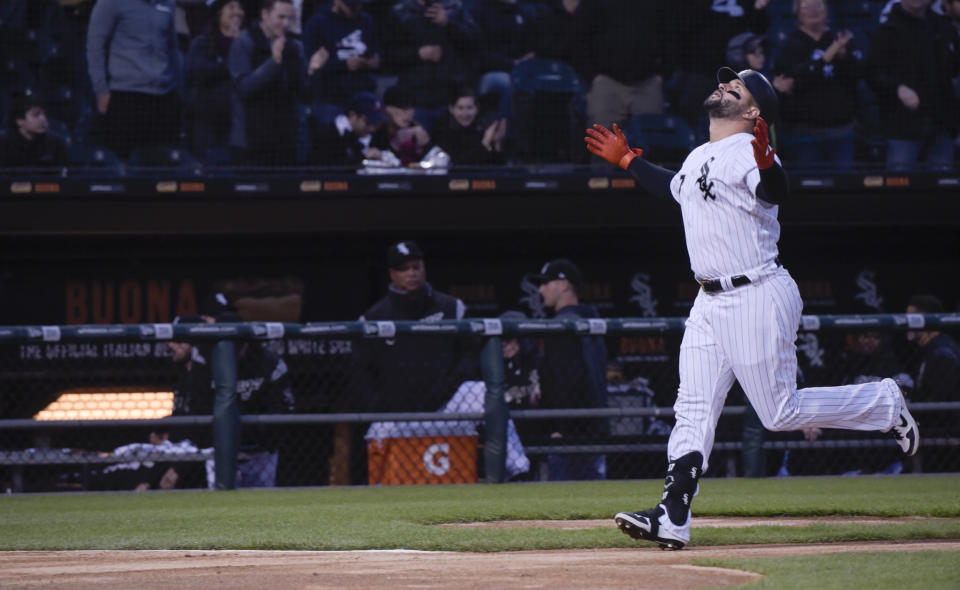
[751,116,776,169]
[585,124,644,169]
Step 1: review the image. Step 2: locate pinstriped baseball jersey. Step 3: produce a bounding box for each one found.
[669,133,782,280]
[660,131,903,473]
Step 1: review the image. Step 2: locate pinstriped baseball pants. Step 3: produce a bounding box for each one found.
[667,268,901,470]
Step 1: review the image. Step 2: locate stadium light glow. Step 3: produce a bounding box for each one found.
[33,391,175,421]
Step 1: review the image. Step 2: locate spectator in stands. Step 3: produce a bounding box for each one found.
[527,259,608,480]
[725,31,795,104]
[302,0,381,125]
[385,0,481,128]
[228,0,325,166]
[355,240,469,413]
[880,0,945,23]
[943,0,960,153]
[583,0,669,133]
[665,0,770,142]
[86,0,183,160]
[1,93,68,168]
[471,0,539,122]
[309,90,386,166]
[906,295,960,403]
[866,0,960,170]
[176,0,216,52]
[431,86,507,165]
[725,31,769,74]
[532,0,595,82]
[185,0,246,160]
[773,0,865,168]
[371,84,432,165]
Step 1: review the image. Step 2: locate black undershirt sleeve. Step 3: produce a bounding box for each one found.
[625,157,675,200]
[755,163,789,204]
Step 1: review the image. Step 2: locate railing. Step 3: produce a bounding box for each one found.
[1,313,958,492]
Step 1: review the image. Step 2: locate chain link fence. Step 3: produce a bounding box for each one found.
[1,315,958,493]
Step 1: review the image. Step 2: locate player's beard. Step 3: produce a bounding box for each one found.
[703,92,744,120]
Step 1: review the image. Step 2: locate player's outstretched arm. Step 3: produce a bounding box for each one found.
[751,117,789,204]
[584,124,673,200]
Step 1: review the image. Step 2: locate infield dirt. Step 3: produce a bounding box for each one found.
[3,539,959,589]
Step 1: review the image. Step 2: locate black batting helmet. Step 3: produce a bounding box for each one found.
[717,67,778,123]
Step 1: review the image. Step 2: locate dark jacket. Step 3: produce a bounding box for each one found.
[533,0,597,82]
[431,115,502,165]
[472,0,537,73]
[538,303,608,440]
[775,28,865,128]
[355,283,471,412]
[1,131,68,168]
[386,0,480,107]
[666,0,768,77]
[228,23,307,150]
[916,334,960,403]
[302,5,379,104]
[171,342,295,451]
[866,3,960,139]
[186,28,236,152]
[311,118,371,166]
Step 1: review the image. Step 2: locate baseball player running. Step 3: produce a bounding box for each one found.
[585,67,919,550]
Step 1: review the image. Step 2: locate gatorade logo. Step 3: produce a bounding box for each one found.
[423,443,451,476]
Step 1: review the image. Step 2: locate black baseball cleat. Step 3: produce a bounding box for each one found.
[614,504,689,550]
[890,381,919,456]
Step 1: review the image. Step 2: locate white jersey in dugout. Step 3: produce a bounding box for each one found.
[669,132,782,281]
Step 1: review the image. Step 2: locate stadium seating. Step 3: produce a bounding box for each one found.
[512,58,586,163]
[625,113,697,165]
[127,146,200,171]
[66,144,123,172]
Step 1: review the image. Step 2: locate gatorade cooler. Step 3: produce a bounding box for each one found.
[365,421,478,485]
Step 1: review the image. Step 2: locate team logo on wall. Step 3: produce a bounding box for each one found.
[519,275,546,318]
[854,270,883,312]
[628,273,658,317]
[797,333,825,368]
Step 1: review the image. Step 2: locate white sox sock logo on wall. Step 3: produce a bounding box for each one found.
[797,333,825,368]
[854,270,883,311]
[696,157,717,200]
[629,273,658,317]
[519,275,546,318]
[423,443,451,476]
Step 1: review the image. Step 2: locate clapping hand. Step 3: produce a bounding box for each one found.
[308,46,329,75]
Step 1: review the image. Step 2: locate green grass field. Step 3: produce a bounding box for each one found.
[2,474,958,588]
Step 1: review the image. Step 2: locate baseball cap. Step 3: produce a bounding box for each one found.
[528,259,582,287]
[717,66,779,123]
[201,291,239,319]
[347,91,385,126]
[387,240,424,269]
[172,313,206,324]
[725,32,766,71]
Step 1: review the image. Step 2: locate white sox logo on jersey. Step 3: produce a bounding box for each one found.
[696,157,717,200]
[629,273,658,317]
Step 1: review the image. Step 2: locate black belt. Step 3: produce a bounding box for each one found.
[699,258,781,293]
[699,275,751,293]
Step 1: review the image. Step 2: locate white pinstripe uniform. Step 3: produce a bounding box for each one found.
[666,132,902,470]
